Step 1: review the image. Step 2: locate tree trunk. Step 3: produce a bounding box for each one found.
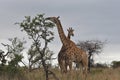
[88,53,92,72]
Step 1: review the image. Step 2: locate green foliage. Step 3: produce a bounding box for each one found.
[8,37,26,56]
[2,37,25,67]
[9,54,23,67]
[0,37,25,66]
[19,14,55,42]
[112,61,120,68]
[0,37,26,80]
[28,43,41,70]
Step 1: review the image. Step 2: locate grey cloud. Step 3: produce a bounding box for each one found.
[0,0,120,63]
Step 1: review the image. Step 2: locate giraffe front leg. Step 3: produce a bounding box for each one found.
[68,62,72,74]
[82,66,88,80]
[62,60,67,73]
[82,59,88,80]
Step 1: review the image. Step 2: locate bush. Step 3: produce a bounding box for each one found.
[112,61,120,68]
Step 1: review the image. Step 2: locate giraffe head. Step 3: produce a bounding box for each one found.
[67,27,74,37]
[46,16,60,24]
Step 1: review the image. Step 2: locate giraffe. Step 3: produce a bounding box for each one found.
[58,27,74,73]
[46,16,88,79]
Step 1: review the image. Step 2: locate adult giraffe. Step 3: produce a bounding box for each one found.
[58,27,74,73]
[46,16,88,79]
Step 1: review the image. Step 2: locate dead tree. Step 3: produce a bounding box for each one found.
[77,40,106,72]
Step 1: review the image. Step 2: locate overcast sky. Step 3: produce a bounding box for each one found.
[0,0,120,64]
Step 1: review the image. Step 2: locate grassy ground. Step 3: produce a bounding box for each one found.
[87,68,120,80]
[0,67,120,80]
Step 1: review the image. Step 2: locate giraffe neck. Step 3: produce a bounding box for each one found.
[55,19,68,46]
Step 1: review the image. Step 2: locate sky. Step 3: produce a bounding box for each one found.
[0,0,120,65]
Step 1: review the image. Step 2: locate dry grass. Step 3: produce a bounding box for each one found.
[87,68,120,80]
[0,67,120,80]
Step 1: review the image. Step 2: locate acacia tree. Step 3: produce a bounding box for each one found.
[0,37,26,79]
[18,14,58,80]
[77,40,106,71]
[1,37,26,67]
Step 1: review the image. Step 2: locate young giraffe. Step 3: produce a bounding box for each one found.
[58,27,74,73]
[46,16,88,79]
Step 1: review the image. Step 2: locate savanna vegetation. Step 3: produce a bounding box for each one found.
[0,65,120,80]
[0,14,120,80]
